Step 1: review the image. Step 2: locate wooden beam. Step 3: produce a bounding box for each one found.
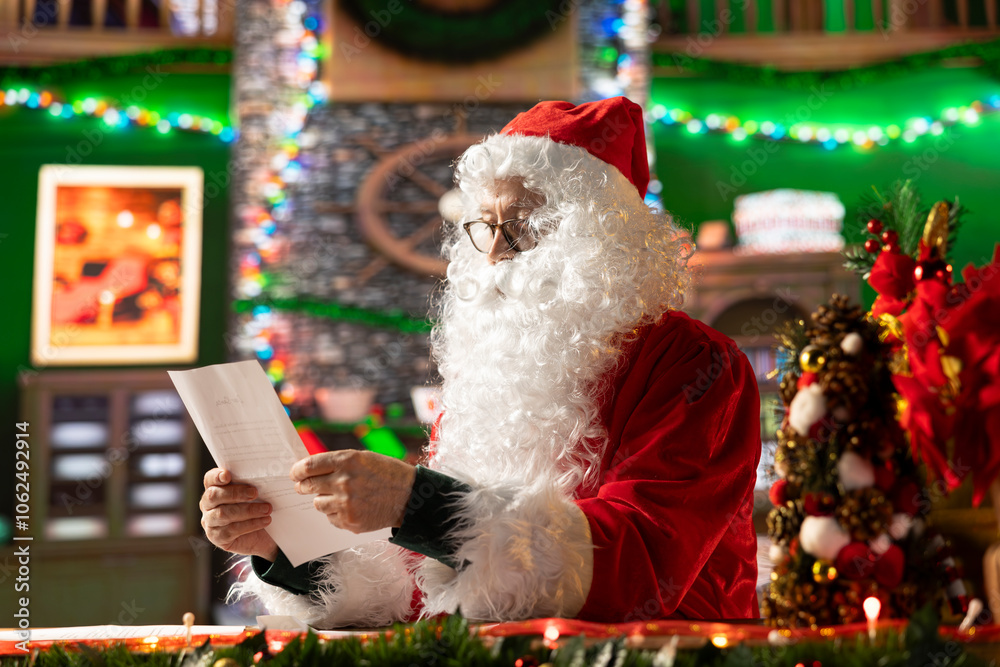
[159,0,170,31]
[746,0,758,32]
[808,0,822,28]
[957,0,969,28]
[886,0,906,30]
[773,0,786,30]
[872,0,884,30]
[56,0,69,28]
[22,0,35,26]
[790,0,804,30]
[0,33,233,64]
[686,0,699,34]
[2,0,19,27]
[986,0,996,29]
[845,0,855,30]
[91,0,106,29]
[217,0,234,37]
[716,0,728,33]
[926,0,941,26]
[125,0,139,30]
[653,30,998,69]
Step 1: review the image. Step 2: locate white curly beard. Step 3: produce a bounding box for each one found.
[431,134,691,497]
[432,239,621,495]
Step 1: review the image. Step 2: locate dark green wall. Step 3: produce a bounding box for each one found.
[651,65,1000,306]
[0,71,231,519]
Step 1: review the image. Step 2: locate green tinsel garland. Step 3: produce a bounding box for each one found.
[653,37,1000,90]
[339,0,565,64]
[0,608,990,667]
[0,47,232,87]
[232,298,434,334]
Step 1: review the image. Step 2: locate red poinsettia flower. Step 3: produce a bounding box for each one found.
[892,374,957,489]
[899,279,951,390]
[869,252,917,301]
[942,245,1000,505]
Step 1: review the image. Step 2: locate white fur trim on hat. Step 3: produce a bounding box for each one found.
[456,133,647,214]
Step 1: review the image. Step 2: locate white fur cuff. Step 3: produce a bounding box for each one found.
[417,485,594,621]
[228,541,416,629]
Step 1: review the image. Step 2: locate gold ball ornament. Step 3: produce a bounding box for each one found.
[812,560,838,583]
[213,659,240,667]
[799,345,827,373]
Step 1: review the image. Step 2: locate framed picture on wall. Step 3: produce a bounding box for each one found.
[31,165,204,366]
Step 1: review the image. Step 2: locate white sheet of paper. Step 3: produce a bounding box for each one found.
[168,360,390,566]
[0,625,246,642]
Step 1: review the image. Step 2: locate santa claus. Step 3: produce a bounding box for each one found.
[200,97,761,627]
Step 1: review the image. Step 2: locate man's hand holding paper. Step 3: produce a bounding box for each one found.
[169,360,392,567]
[199,468,278,561]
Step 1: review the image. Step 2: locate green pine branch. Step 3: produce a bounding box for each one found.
[844,180,964,279]
[0,608,989,667]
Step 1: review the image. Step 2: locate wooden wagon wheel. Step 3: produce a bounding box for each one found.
[355,133,482,280]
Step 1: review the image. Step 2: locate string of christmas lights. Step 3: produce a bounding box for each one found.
[233,296,433,334]
[232,0,326,397]
[650,94,1000,150]
[0,86,236,141]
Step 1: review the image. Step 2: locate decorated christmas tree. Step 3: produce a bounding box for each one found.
[764,180,1000,628]
[761,294,961,628]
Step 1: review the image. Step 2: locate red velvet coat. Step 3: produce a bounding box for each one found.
[574,311,761,621]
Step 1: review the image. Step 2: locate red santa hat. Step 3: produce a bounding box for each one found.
[499,96,650,199]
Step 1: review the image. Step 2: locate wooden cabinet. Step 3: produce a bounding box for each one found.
[8,370,209,626]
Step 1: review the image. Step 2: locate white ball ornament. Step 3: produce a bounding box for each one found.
[837,451,875,490]
[769,543,788,565]
[840,332,864,356]
[788,383,826,436]
[799,516,851,561]
[869,533,892,556]
[889,513,914,540]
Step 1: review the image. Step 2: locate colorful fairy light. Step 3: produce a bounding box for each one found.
[233,0,326,395]
[0,85,236,142]
[651,95,1000,150]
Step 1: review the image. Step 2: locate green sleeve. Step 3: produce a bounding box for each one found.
[389,465,472,570]
[251,550,324,596]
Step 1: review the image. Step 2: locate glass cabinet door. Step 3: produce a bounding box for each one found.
[46,395,112,540]
[125,390,189,537]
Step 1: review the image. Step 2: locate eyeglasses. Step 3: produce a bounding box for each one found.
[463,219,539,254]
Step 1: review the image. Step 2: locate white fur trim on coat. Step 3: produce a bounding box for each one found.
[416,483,594,621]
[229,541,415,629]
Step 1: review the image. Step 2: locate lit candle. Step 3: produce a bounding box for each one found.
[182,612,195,647]
[863,597,881,643]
